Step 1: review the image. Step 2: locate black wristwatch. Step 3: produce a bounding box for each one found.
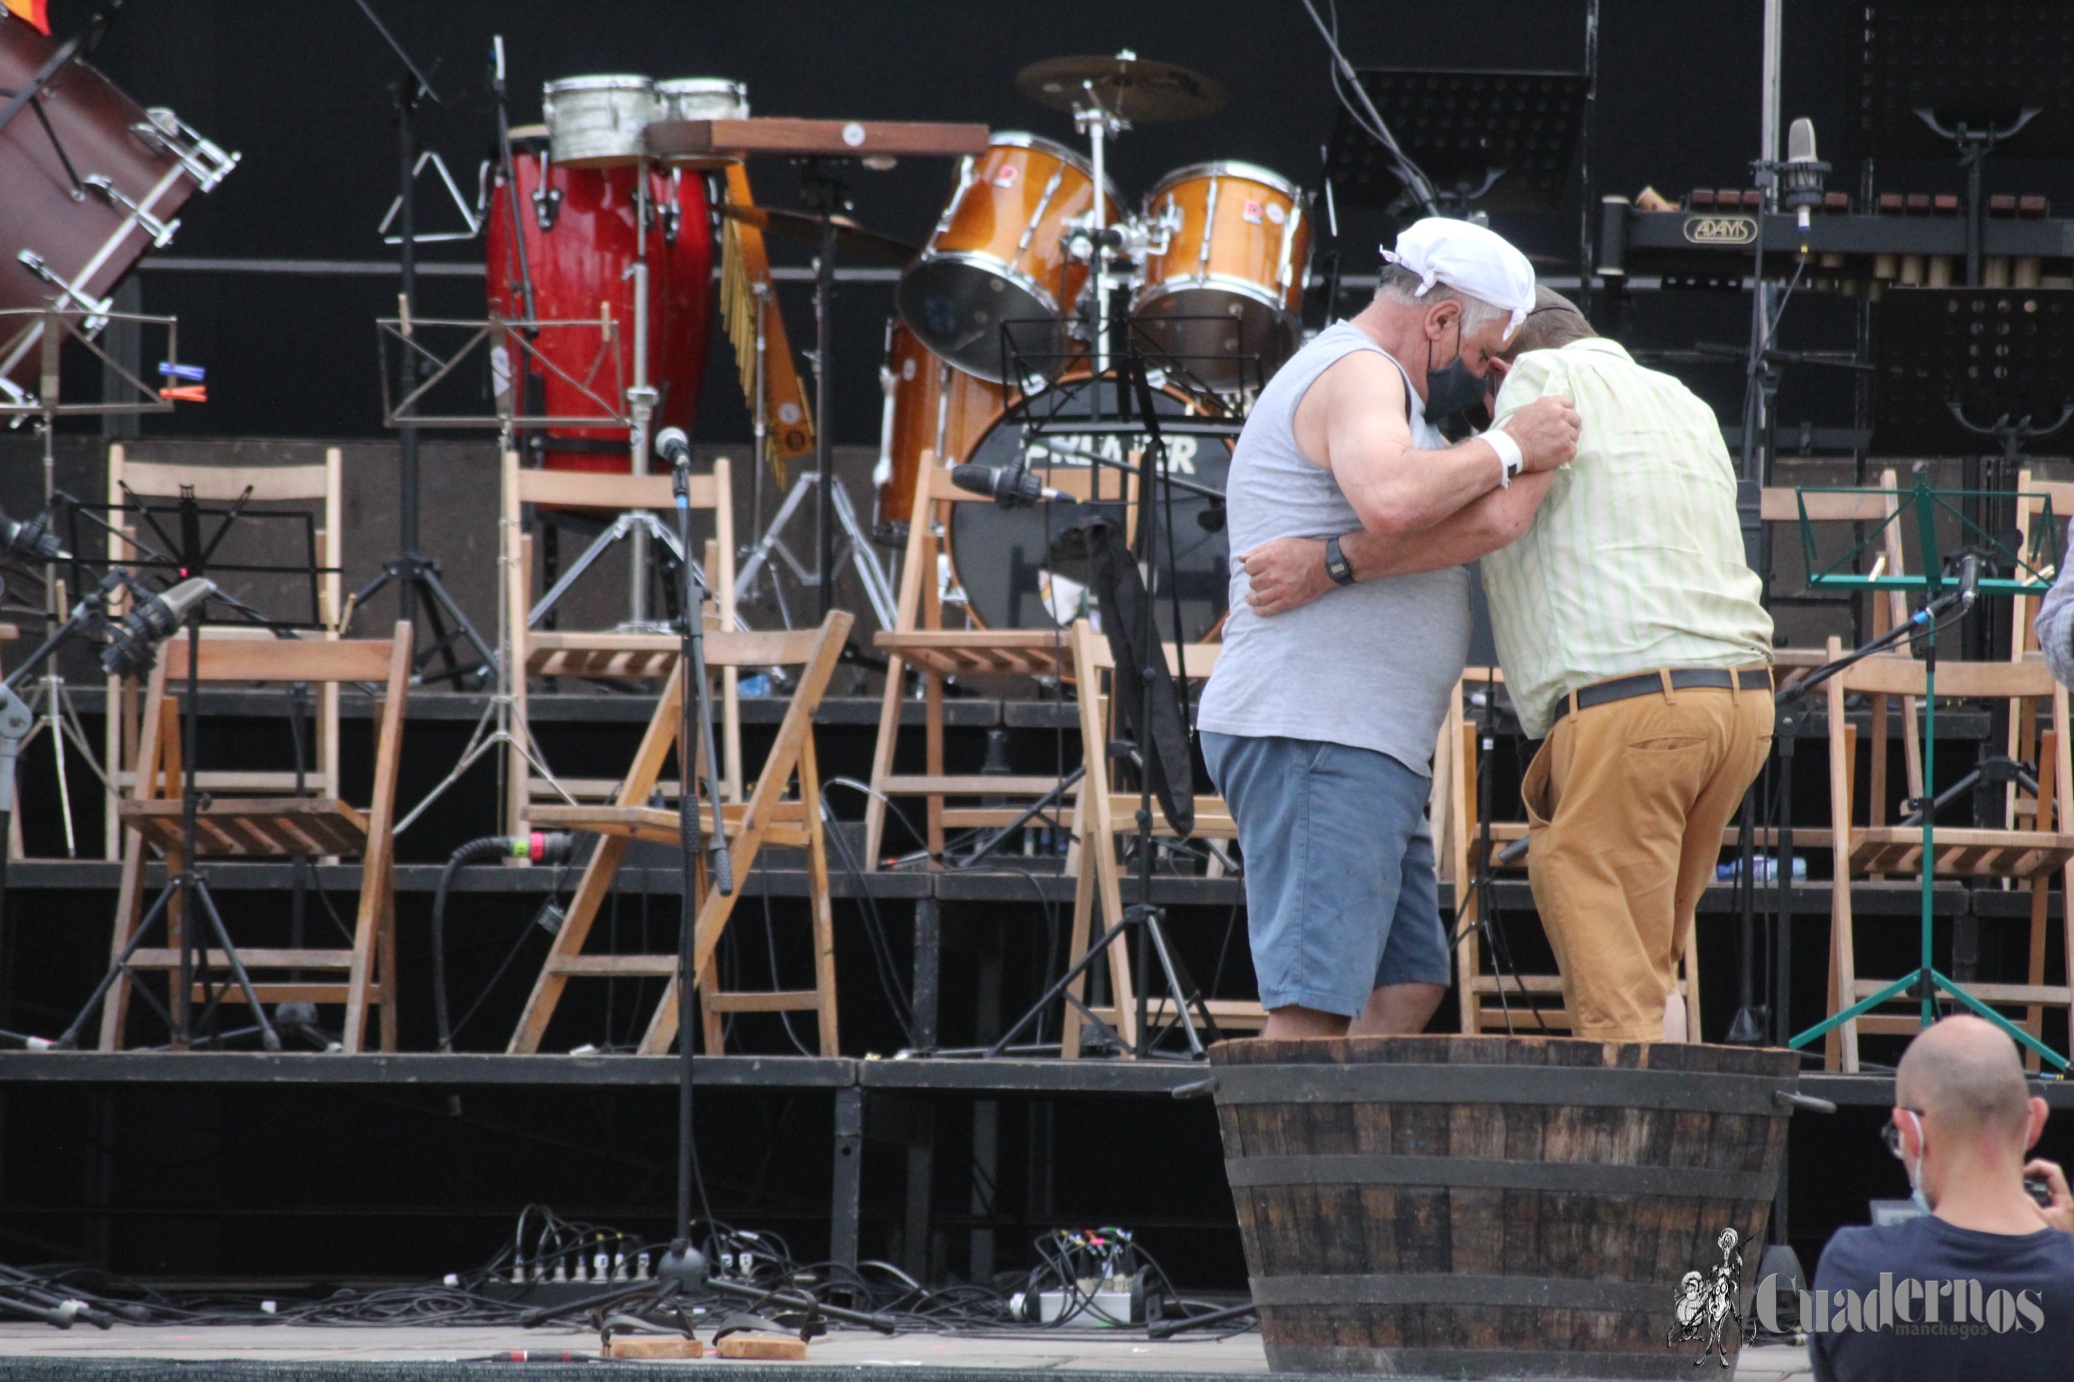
[1324,535,1356,587]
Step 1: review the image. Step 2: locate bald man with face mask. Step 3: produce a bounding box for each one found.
[1811,1016,2074,1381]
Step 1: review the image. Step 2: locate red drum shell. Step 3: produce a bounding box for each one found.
[484,145,712,474]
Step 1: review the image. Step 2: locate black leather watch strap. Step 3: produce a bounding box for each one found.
[1325,535,1356,587]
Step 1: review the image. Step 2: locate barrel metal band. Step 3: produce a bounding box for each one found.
[1268,1343,1700,1380]
[1251,1272,1668,1313]
[1211,1062,1789,1115]
[1225,1153,1776,1201]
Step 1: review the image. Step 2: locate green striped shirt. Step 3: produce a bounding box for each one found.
[1481,337,1772,738]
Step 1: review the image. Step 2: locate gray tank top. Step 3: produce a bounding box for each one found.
[1196,321,1469,775]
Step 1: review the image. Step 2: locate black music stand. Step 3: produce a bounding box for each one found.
[1848,1,2070,287]
[345,0,499,687]
[47,490,331,1051]
[1326,69,1587,215]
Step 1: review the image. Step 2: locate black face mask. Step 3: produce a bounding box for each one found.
[1423,317,1489,420]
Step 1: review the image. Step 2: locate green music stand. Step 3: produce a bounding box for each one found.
[1787,474,2069,1072]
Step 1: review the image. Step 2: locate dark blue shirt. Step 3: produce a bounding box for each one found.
[1812,1214,2074,1381]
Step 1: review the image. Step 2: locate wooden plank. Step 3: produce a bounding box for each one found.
[701,989,823,1012]
[714,1332,807,1361]
[1844,655,2058,699]
[166,638,397,684]
[875,629,1074,650]
[1760,486,1892,522]
[551,955,679,976]
[1852,979,2070,1005]
[649,117,989,159]
[605,1337,702,1360]
[515,468,718,512]
[706,628,828,667]
[131,948,358,969]
[877,774,1075,796]
[116,460,332,503]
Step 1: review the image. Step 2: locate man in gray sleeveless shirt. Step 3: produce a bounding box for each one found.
[1196,219,1578,1039]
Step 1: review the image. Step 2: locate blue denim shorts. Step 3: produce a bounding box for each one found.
[1202,732,1451,1017]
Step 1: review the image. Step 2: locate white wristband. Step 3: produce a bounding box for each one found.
[1485,426,1524,489]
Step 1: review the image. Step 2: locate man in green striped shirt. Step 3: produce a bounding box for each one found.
[1238,290,1773,1041]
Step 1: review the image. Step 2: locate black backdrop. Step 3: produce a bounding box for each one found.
[0,2,1883,440]
[33,0,2074,442]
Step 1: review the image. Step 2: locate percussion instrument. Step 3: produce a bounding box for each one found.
[0,19,236,402]
[1133,162,1310,389]
[874,317,1004,543]
[653,79,747,170]
[541,75,656,167]
[898,133,1122,383]
[716,162,817,483]
[946,375,1232,640]
[655,77,748,122]
[1014,54,1226,123]
[484,128,711,472]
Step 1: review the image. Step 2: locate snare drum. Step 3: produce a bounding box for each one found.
[874,318,1003,544]
[898,133,1121,384]
[1133,162,1310,389]
[542,76,656,167]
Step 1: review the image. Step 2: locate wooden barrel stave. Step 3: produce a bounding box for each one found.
[1213,1036,1796,1378]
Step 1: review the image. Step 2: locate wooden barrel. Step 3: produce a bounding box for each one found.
[1209,1036,1799,1379]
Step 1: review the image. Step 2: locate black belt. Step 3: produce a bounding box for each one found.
[1549,667,1773,725]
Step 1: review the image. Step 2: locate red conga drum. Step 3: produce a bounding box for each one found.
[484,125,712,474]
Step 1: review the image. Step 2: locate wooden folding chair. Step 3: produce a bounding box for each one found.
[101,445,345,860]
[99,624,412,1053]
[1443,667,1705,1037]
[1053,618,1255,1056]
[508,611,852,1055]
[863,456,1131,866]
[501,453,740,832]
[1822,639,2074,1071]
[1764,470,1924,820]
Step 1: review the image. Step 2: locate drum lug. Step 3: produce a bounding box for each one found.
[82,175,181,249]
[533,185,562,232]
[132,109,240,193]
[15,249,113,336]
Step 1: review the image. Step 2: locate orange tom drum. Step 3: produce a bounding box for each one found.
[1134,161,1311,390]
[873,318,1004,544]
[898,133,1121,384]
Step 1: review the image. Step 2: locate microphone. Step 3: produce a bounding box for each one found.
[1956,553,1981,615]
[1779,118,1829,244]
[949,463,1069,510]
[0,505,67,562]
[656,426,693,504]
[100,577,218,678]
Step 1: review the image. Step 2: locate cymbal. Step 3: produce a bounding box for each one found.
[719,204,918,264]
[1015,54,1226,123]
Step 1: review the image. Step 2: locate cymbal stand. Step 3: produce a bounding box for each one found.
[1072,81,1127,378]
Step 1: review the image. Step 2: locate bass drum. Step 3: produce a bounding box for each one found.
[874,317,1003,545]
[946,376,1232,642]
[484,128,712,473]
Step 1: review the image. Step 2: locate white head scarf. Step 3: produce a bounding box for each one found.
[1379,218,1538,338]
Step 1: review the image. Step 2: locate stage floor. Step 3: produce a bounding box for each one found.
[0,1324,1813,1379]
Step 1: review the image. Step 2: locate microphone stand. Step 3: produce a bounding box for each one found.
[659,447,733,1288]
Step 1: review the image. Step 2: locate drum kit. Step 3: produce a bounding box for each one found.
[878,52,1314,639]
